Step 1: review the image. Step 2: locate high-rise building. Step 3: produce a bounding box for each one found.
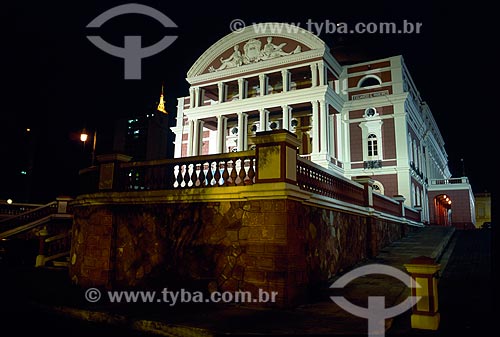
[113,88,171,161]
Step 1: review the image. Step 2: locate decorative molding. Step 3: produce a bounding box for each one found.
[187,23,326,80]
[351,89,390,101]
[188,49,325,85]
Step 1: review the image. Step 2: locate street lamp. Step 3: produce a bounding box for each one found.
[80,128,97,166]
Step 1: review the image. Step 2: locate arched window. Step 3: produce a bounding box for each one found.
[372,181,384,194]
[367,134,378,159]
[358,76,381,88]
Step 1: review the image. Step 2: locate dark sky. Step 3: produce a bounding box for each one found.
[0,0,492,203]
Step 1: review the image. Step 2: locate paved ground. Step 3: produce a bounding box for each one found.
[0,226,496,337]
[388,228,496,337]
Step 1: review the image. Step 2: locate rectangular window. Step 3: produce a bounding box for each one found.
[368,140,378,157]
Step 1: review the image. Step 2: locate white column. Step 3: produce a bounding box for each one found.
[329,114,335,158]
[216,115,227,153]
[237,112,247,151]
[187,119,195,156]
[319,99,328,154]
[218,82,225,103]
[198,120,205,155]
[281,69,290,92]
[192,119,200,155]
[238,78,246,100]
[175,97,185,128]
[189,87,195,108]
[259,74,267,96]
[282,104,291,130]
[174,97,185,158]
[310,63,318,87]
[311,101,319,154]
[318,62,325,86]
[259,108,269,131]
[198,88,205,107]
[243,113,248,150]
[335,113,343,161]
[194,87,200,107]
[394,100,411,204]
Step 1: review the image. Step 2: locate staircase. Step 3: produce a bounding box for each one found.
[0,197,73,268]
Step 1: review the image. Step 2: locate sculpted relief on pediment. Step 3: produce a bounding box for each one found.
[208,37,302,73]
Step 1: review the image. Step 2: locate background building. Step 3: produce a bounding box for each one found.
[475,192,491,228]
[113,89,171,161]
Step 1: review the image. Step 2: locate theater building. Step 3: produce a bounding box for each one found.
[70,23,477,306]
[170,23,474,228]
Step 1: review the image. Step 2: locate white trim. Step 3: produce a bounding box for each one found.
[182,85,331,120]
[357,74,382,88]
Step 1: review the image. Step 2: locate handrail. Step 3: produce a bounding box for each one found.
[0,201,57,224]
[120,150,256,169]
[0,202,44,218]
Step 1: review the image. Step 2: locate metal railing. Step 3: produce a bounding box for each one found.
[0,202,58,234]
[0,202,44,218]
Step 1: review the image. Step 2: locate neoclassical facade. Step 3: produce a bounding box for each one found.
[171,23,471,226]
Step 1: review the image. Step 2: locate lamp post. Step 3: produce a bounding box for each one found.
[80,128,97,166]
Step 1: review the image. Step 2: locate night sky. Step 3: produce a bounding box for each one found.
[0,0,492,203]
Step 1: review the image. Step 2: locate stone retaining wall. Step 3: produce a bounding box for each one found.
[69,197,408,306]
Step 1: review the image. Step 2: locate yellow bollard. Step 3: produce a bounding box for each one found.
[404,256,441,331]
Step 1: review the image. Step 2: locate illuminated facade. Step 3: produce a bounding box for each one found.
[171,23,474,227]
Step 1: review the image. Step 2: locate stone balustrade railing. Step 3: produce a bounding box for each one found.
[117,151,256,191]
[79,130,421,224]
[296,158,364,206]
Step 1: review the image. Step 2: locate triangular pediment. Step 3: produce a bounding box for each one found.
[187,23,327,80]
